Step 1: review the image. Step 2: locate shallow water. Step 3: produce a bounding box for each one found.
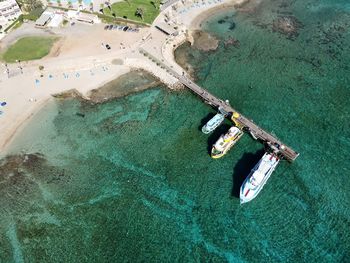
[1,0,350,262]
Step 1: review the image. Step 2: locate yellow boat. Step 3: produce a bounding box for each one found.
[211,126,243,159]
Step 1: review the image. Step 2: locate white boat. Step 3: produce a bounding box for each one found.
[240,152,280,204]
[202,113,225,134]
[211,126,243,158]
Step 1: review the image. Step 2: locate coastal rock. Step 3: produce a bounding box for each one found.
[272,16,304,40]
[52,89,87,100]
[191,30,219,52]
[170,82,185,90]
[88,70,161,103]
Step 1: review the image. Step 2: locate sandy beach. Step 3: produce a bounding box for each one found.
[189,0,250,29]
[0,0,245,154]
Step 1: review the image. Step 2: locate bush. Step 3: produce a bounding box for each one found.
[22,7,44,21]
[4,16,22,32]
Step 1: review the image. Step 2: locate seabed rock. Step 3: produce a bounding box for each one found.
[191,30,219,52]
[272,16,304,40]
[224,37,240,48]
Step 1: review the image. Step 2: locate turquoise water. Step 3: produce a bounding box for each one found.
[1,0,350,261]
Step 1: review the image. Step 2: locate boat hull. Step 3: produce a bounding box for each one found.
[202,113,225,134]
[240,153,280,203]
[211,128,243,158]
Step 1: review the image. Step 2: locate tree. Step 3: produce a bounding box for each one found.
[67,0,73,8]
[21,0,43,12]
[151,0,160,9]
[99,3,104,13]
[57,0,61,6]
[124,0,130,6]
[78,0,83,5]
[135,7,144,20]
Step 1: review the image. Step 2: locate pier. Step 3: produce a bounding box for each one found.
[177,72,299,162]
[139,48,299,162]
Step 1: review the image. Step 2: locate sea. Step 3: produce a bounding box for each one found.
[1,0,349,262]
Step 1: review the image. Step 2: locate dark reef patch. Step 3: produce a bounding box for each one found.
[272,16,304,40]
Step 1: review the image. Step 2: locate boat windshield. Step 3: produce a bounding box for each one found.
[212,147,222,155]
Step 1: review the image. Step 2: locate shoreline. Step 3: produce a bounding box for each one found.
[0,97,51,159]
[0,0,244,156]
[0,65,132,154]
[190,0,249,30]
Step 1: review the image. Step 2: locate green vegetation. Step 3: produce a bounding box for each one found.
[16,0,43,12]
[3,7,44,33]
[22,7,44,21]
[62,19,69,26]
[97,13,148,26]
[4,18,21,32]
[103,0,160,24]
[1,36,58,63]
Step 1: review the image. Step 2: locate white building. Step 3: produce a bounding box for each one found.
[35,10,54,27]
[0,0,21,28]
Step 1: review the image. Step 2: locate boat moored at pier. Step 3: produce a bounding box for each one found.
[240,152,280,204]
[202,107,227,134]
[211,126,243,159]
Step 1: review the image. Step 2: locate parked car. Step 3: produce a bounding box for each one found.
[105,44,111,50]
[108,25,113,30]
[123,26,129,32]
[104,25,109,30]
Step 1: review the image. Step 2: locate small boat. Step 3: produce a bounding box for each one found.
[249,131,258,140]
[202,112,225,134]
[240,152,280,204]
[211,126,243,158]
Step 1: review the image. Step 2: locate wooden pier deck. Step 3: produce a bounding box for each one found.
[139,48,299,161]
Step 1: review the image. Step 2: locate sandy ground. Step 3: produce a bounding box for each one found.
[45,23,148,60]
[0,22,148,61]
[0,0,245,154]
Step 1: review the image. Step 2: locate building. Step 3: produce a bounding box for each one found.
[155,22,178,36]
[65,11,99,24]
[35,10,54,27]
[0,0,21,28]
[76,12,99,24]
[47,13,63,28]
